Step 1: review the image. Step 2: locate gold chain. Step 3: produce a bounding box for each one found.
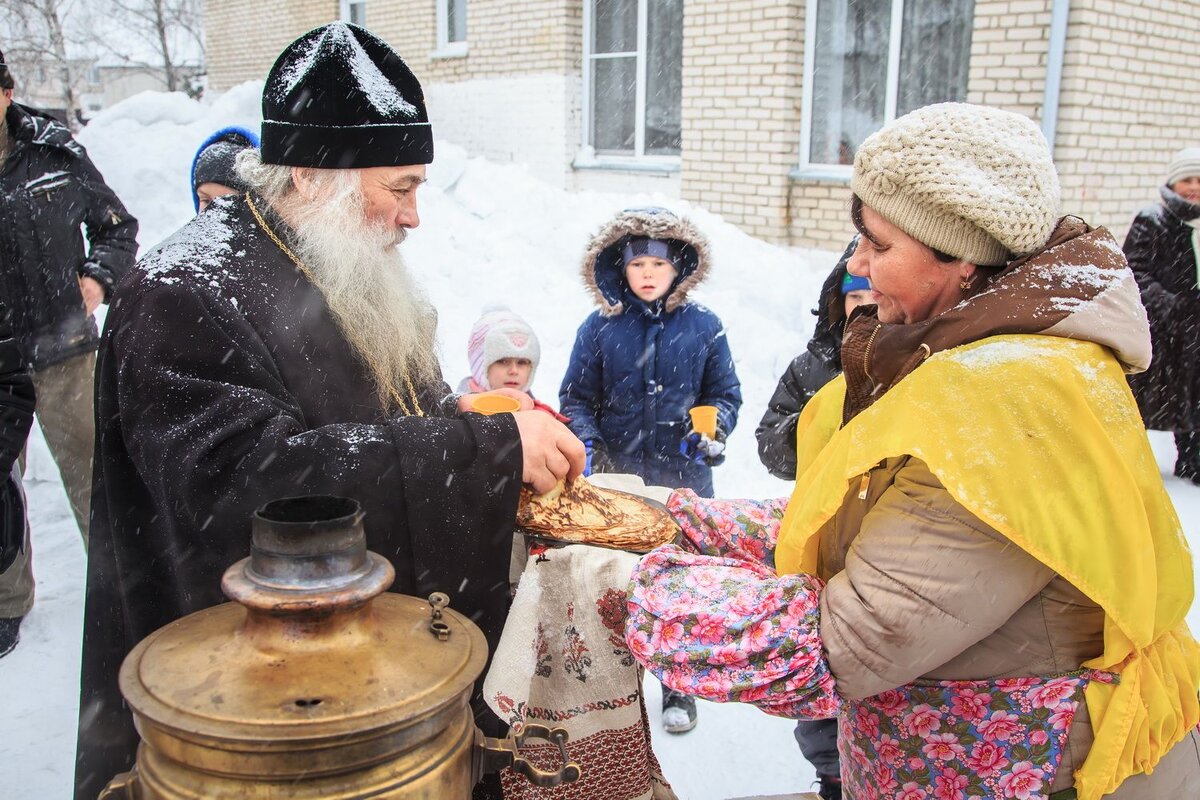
[244,193,424,417]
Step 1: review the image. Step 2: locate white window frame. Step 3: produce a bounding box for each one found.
[796,0,906,180]
[576,0,681,172]
[433,0,469,59]
[339,0,367,27]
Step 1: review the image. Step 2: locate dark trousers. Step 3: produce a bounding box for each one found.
[1174,431,1200,479]
[0,352,96,617]
[795,717,840,778]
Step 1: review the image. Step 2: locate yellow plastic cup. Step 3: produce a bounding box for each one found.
[470,394,523,415]
[688,405,718,437]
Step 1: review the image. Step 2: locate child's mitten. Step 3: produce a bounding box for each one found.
[679,429,726,466]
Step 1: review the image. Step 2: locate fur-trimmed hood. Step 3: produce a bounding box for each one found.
[580,207,712,316]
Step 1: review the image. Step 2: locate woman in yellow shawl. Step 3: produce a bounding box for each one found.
[624,104,1200,800]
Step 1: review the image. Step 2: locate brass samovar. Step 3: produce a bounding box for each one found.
[101,495,580,798]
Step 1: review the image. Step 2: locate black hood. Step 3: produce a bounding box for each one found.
[5,103,84,158]
[808,238,859,371]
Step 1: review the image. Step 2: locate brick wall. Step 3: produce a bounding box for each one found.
[785,0,1200,249]
[966,0,1053,120]
[205,0,1199,249]
[370,0,579,84]
[787,0,1059,252]
[784,0,854,252]
[678,0,805,244]
[205,0,582,186]
[788,181,855,252]
[206,0,335,90]
[1054,0,1200,240]
[207,0,580,90]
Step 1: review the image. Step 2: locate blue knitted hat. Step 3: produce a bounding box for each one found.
[622,237,677,267]
[841,271,871,294]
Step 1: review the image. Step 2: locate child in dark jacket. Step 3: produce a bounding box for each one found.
[560,207,742,499]
[754,239,866,800]
[756,240,865,479]
[560,207,742,736]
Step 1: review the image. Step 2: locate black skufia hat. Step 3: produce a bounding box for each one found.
[260,23,433,169]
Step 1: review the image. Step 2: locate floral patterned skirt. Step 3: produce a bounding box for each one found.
[840,670,1115,800]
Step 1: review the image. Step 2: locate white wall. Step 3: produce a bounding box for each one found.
[424,72,580,189]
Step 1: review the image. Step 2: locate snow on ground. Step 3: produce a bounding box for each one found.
[2,87,1198,799]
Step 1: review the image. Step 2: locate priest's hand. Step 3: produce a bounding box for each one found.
[513,411,586,494]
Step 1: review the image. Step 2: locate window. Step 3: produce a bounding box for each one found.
[583,0,683,159]
[339,0,367,27]
[800,0,974,169]
[436,0,468,56]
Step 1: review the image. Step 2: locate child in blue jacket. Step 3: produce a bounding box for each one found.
[560,206,741,734]
[560,207,742,500]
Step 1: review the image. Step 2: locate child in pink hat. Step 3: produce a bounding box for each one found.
[459,305,567,421]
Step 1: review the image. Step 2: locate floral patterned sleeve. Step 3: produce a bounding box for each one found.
[667,489,788,569]
[625,495,841,721]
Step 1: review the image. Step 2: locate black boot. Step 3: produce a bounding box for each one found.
[817,774,843,800]
[0,616,22,657]
[661,688,698,733]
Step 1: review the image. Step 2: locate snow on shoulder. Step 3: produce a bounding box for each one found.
[942,336,1139,423]
[943,336,1076,371]
[140,200,238,295]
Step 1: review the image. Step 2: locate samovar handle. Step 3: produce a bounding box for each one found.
[98,769,138,799]
[477,724,583,787]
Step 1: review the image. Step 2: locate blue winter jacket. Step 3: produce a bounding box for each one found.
[559,208,741,496]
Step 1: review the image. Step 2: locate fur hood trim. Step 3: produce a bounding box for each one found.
[580,207,713,316]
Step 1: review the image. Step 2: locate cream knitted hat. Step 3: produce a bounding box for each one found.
[1166,148,1200,188]
[852,103,1061,266]
[466,305,540,390]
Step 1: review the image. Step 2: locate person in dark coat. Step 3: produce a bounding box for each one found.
[559,207,742,499]
[1124,147,1200,481]
[190,125,258,212]
[0,48,137,646]
[74,24,583,800]
[753,240,865,800]
[756,240,862,480]
[0,301,36,657]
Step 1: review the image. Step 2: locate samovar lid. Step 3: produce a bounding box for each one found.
[118,496,489,749]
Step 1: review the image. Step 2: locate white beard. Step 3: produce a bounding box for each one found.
[276,173,442,414]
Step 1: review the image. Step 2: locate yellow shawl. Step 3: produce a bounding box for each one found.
[775,335,1199,799]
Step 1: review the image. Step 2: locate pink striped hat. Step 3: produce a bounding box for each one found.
[467,305,541,390]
